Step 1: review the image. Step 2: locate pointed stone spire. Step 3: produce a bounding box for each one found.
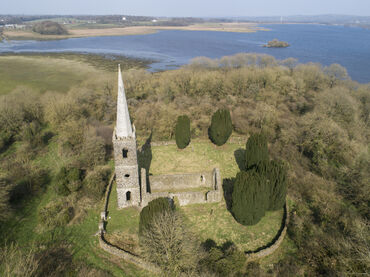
[116,64,133,138]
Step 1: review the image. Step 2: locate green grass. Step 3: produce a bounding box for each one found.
[106,139,283,254]
[181,202,283,252]
[0,55,100,94]
[149,138,245,178]
[105,181,140,236]
[0,53,149,95]
[0,140,152,277]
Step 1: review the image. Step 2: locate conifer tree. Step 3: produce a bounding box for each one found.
[209,109,232,146]
[139,197,173,234]
[175,115,191,149]
[256,160,287,211]
[231,170,268,226]
[245,133,269,170]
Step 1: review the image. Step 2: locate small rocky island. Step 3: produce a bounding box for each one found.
[264,39,290,48]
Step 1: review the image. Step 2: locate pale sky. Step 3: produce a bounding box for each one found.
[1,0,370,17]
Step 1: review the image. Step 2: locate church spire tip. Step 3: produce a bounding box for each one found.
[116,64,133,138]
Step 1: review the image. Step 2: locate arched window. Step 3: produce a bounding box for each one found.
[122,148,128,158]
[126,191,131,201]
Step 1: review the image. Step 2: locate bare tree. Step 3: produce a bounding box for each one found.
[139,210,201,277]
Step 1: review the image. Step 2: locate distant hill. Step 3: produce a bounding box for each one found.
[32,21,68,35]
[228,14,370,25]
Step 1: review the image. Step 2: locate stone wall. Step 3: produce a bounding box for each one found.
[98,173,160,274]
[245,204,289,261]
[99,172,288,273]
[149,137,246,147]
[140,168,222,208]
[148,171,213,191]
[98,233,160,273]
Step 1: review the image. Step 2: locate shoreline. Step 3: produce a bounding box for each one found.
[0,52,153,71]
[2,23,267,41]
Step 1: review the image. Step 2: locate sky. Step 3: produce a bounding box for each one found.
[1,0,370,17]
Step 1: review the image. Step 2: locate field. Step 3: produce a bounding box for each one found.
[0,53,148,95]
[3,22,266,41]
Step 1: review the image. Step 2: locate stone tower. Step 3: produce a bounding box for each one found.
[113,65,140,208]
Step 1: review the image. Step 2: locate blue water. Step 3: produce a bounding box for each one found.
[1,24,370,83]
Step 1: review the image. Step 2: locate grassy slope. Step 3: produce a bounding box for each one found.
[0,145,152,277]
[0,54,153,276]
[0,55,100,94]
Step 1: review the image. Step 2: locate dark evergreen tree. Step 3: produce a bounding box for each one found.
[139,197,173,234]
[245,133,269,170]
[209,109,233,146]
[231,170,268,226]
[256,160,287,211]
[175,115,191,149]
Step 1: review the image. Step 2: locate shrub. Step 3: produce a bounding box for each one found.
[79,130,106,169]
[55,167,83,196]
[0,179,12,222]
[245,133,269,170]
[0,131,13,152]
[209,109,233,146]
[201,241,245,276]
[139,197,173,234]
[0,243,39,277]
[83,166,111,199]
[256,160,287,211]
[175,115,191,149]
[19,121,43,148]
[38,200,74,228]
[32,21,68,35]
[231,170,268,225]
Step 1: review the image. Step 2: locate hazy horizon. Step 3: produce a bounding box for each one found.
[2,0,370,17]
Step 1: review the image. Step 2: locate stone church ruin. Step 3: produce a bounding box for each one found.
[113,65,222,209]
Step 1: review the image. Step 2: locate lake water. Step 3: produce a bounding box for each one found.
[1,24,370,83]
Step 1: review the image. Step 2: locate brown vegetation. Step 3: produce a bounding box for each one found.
[32,21,68,35]
[0,53,369,276]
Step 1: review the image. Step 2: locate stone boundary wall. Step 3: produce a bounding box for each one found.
[98,173,160,274]
[245,204,289,261]
[149,137,246,147]
[98,234,160,273]
[98,172,288,273]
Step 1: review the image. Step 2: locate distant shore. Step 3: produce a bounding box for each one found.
[2,23,268,41]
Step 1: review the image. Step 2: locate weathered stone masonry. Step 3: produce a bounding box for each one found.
[100,65,288,272]
[113,64,222,209]
[140,168,222,207]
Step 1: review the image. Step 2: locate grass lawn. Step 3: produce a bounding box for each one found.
[149,138,245,178]
[181,202,283,252]
[106,139,284,254]
[106,189,283,253]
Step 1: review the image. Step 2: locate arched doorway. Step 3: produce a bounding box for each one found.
[126,191,131,201]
